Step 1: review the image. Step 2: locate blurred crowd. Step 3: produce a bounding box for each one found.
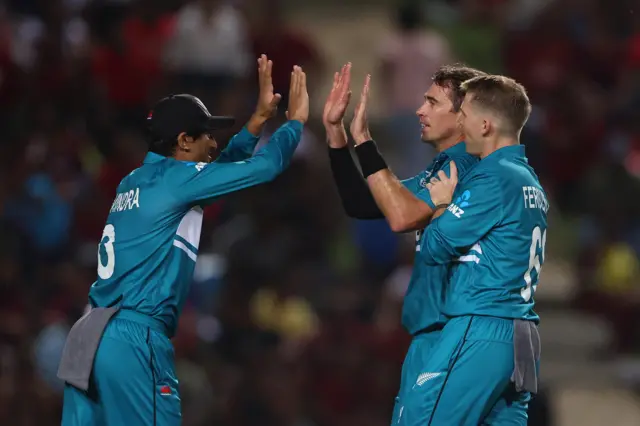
[0,0,638,425]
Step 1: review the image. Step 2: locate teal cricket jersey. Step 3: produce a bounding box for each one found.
[400,142,478,335]
[419,145,548,323]
[88,120,303,336]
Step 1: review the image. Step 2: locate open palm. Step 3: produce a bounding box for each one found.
[350,73,372,144]
[323,63,352,127]
[255,54,282,119]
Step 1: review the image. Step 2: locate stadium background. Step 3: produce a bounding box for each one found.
[1,0,639,424]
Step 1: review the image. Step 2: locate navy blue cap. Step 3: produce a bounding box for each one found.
[147,94,235,141]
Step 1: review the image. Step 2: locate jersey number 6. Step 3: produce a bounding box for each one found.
[521,226,546,302]
[98,224,116,279]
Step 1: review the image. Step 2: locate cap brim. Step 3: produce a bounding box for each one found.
[206,116,235,130]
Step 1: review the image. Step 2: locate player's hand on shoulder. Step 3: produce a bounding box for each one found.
[350,73,372,145]
[254,54,282,120]
[286,65,309,124]
[426,161,458,208]
[323,63,352,129]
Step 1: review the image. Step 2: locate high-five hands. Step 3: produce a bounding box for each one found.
[323,63,352,127]
[350,73,372,145]
[286,65,309,124]
[248,56,308,133]
[323,63,373,146]
[247,54,282,135]
[322,63,353,148]
[254,54,282,120]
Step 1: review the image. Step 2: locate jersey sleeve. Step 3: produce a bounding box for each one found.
[215,127,260,163]
[166,120,303,206]
[419,173,503,265]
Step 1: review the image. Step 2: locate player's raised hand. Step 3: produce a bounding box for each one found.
[254,54,282,119]
[286,66,309,124]
[350,74,372,145]
[323,63,352,128]
[426,161,459,208]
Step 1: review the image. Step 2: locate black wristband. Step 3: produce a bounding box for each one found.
[327,145,351,160]
[327,145,385,219]
[355,140,387,178]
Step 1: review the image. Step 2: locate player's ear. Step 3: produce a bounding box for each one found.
[177,132,191,152]
[481,119,491,137]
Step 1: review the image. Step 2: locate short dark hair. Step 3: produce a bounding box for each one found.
[460,75,532,134]
[147,131,205,157]
[432,65,487,111]
[148,137,177,157]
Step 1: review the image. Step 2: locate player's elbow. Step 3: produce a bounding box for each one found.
[388,216,419,233]
[420,234,453,265]
[420,254,440,265]
[388,209,431,233]
[255,158,283,182]
[417,245,443,265]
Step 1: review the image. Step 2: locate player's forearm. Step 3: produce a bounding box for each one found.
[245,113,269,136]
[326,123,348,149]
[216,116,265,163]
[325,124,383,218]
[328,145,384,219]
[188,120,304,202]
[255,120,304,173]
[420,224,459,265]
[366,169,433,232]
[353,141,434,232]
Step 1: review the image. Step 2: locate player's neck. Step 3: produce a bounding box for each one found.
[434,134,464,153]
[173,152,196,162]
[480,136,519,159]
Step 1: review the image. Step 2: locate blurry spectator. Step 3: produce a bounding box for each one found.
[90,1,175,127]
[383,234,415,304]
[250,0,323,107]
[4,171,74,256]
[578,236,640,353]
[617,6,640,111]
[378,1,451,175]
[351,217,399,281]
[95,128,146,197]
[250,267,320,350]
[164,0,252,112]
[504,6,576,97]
[0,4,24,123]
[597,243,640,295]
[10,0,89,71]
[32,316,69,393]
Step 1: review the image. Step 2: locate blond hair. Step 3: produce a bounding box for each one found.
[460,75,532,135]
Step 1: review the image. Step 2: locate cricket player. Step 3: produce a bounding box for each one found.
[410,74,545,425]
[323,64,488,423]
[329,68,544,424]
[58,55,309,426]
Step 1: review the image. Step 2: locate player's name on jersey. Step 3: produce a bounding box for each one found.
[522,186,548,213]
[110,188,141,213]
